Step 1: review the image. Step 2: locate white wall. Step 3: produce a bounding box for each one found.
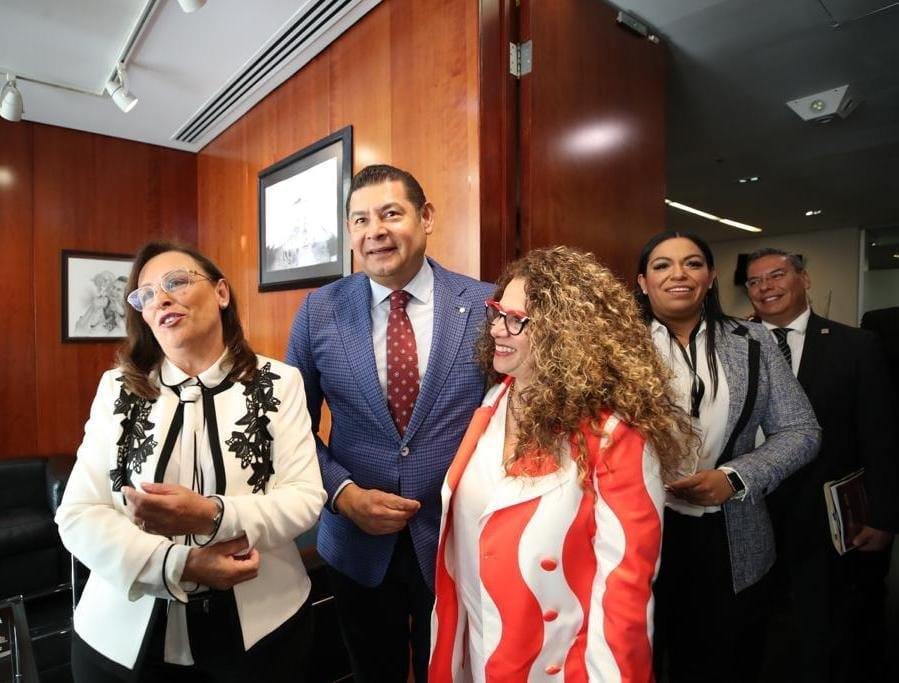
[710,227,859,326]
[862,268,899,313]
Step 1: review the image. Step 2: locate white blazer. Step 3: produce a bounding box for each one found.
[56,355,326,669]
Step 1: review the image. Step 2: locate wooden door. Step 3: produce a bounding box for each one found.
[480,0,667,282]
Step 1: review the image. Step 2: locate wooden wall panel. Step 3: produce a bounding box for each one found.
[0,121,37,456]
[198,0,482,362]
[0,124,197,459]
[520,0,667,280]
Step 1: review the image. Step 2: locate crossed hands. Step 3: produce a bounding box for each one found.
[182,536,260,590]
[335,483,420,535]
[123,484,258,589]
[123,482,220,537]
[665,469,734,507]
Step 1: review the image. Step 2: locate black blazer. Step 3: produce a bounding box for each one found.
[770,311,899,553]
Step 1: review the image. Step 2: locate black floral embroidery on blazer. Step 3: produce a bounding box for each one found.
[109,377,158,491]
[226,363,280,493]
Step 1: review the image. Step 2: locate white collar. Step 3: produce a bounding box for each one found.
[761,306,810,334]
[369,258,434,308]
[651,318,707,340]
[159,350,232,389]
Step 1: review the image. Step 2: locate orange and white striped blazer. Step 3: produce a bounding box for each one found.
[429,379,665,682]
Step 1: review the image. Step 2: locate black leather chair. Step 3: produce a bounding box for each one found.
[0,457,73,599]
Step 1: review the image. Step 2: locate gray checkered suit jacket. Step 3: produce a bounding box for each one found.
[713,320,821,592]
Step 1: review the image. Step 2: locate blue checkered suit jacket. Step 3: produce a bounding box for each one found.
[286,258,494,590]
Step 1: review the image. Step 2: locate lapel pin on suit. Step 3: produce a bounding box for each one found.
[821,328,830,334]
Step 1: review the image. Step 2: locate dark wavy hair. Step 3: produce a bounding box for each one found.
[475,246,695,483]
[635,230,734,397]
[116,241,257,399]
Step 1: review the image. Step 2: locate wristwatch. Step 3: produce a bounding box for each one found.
[725,470,746,498]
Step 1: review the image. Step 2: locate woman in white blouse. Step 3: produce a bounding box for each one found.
[56,241,326,681]
[429,246,694,682]
[636,231,820,683]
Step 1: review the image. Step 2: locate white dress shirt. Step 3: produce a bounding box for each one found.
[369,258,435,393]
[760,307,811,376]
[131,353,236,665]
[651,320,732,516]
[453,388,509,682]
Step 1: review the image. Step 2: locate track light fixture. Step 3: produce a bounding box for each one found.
[106,63,138,113]
[177,0,207,12]
[0,74,24,122]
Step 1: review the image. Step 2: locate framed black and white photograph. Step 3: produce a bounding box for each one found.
[62,250,133,342]
[258,125,353,291]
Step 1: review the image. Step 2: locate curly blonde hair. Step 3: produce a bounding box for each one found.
[476,246,694,482]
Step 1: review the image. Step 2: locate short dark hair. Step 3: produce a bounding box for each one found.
[346,164,427,216]
[116,240,257,399]
[746,247,805,272]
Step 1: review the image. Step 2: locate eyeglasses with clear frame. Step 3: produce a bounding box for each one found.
[127,268,214,312]
[485,299,530,336]
[744,269,789,290]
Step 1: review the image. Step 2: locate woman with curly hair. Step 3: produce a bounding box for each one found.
[636,231,820,683]
[429,246,694,682]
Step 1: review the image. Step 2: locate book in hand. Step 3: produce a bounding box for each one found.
[823,468,869,555]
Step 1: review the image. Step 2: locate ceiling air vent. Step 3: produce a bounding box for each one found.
[173,0,367,145]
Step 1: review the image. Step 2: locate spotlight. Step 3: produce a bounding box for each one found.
[106,63,138,113]
[177,0,207,12]
[0,74,24,122]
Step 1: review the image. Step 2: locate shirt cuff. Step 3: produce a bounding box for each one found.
[128,541,190,602]
[165,544,192,603]
[718,466,749,501]
[331,479,353,513]
[210,496,243,543]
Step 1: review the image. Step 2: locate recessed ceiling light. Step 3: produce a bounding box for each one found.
[804,209,822,216]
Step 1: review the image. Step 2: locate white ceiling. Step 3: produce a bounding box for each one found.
[1,0,146,93]
[0,0,380,152]
[3,0,897,249]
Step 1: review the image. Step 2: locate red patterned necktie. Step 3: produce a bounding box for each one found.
[386,290,420,436]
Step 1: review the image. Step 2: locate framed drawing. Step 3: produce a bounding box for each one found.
[258,125,353,291]
[62,250,133,342]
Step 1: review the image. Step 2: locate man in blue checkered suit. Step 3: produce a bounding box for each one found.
[286,164,493,682]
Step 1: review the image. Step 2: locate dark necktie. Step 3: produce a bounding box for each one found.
[772,327,793,369]
[386,290,420,436]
